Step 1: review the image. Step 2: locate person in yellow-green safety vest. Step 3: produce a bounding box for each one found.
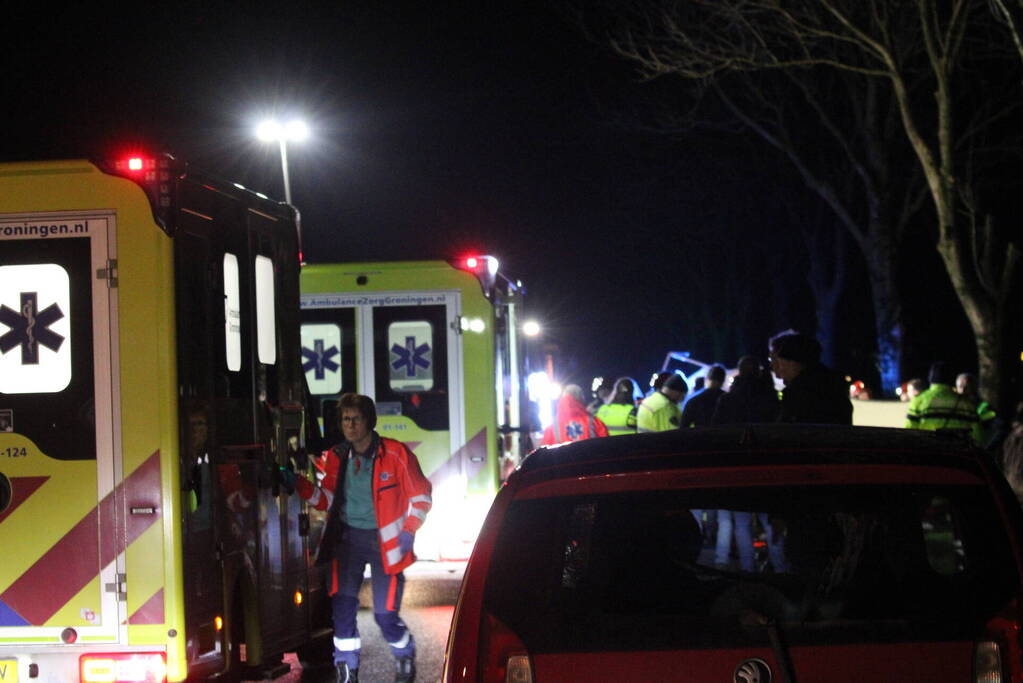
[596,377,640,435]
[906,362,983,443]
[637,373,687,432]
[956,372,998,446]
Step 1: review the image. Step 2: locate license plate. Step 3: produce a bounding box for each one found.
[0,660,17,682]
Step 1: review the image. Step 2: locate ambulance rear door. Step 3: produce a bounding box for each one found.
[0,212,123,649]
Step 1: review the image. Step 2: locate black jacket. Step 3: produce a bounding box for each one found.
[779,363,852,425]
[712,376,779,424]
[680,387,725,427]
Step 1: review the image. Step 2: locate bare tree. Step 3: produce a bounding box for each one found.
[592,0,1021,406]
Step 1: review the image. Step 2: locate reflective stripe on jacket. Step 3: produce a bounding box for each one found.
[637,391,681,432]
[905,383,982,443]
[596,402,637,435]
[296,435,432,577]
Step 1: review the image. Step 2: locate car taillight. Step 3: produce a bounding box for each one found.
[480,613,533,683]
[978,607,1023,683]
[974,640,1002,682]
[80,652,167,683]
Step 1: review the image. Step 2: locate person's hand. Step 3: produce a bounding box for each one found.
[398,530,415,555]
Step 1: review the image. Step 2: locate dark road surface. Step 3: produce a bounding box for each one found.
[242,561,465,683]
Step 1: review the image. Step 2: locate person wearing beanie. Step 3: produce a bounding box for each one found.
[637,372,687,432]
[768,330,852,425]
[906,361,982,442]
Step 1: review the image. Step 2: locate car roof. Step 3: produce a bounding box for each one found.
[517,424,987,480]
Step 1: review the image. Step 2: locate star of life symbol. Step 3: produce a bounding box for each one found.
[301,339,339,380]
[391,336,431,378]
[0,292,65,364]
[0,263,72,394]
[565,421,584,440]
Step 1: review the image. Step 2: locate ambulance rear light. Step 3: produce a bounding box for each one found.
[80,652,166,683]
[98,154,177,234]
[112,155,158,176]
[453,255,500,297]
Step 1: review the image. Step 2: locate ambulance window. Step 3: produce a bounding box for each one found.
[387,320,434,392]
[373,305,448,431]
[302,323,343,395]
[0,263,72,393]
[223,253,241,371]
[0,237,95,460]
[254,255,276,365]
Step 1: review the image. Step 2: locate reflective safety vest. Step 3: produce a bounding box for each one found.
[637,391,681,433]
[296,435,433,578]
[596,402,637,435]
[905,383,982,443]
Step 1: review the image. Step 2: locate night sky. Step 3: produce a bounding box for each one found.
[3,2,991,392]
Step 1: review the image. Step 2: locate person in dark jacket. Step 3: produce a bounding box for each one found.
[680,364,727,428]
[711,356,784,570]
[768,330,852,425]
[712,356,779,425]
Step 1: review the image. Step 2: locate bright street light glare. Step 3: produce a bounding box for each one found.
[285,119,309,141]
[256,120,282,142]
[256,119,309,142]
[522,320,541,337]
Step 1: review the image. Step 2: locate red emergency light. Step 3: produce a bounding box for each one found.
[453,254,500,298]
[112,155,155,175]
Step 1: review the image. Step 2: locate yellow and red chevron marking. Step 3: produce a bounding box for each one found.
[0,451,162,626]
[0,476,49,526]
[424,428,487,487]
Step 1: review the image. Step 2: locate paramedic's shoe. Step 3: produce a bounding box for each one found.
[395,656,416,683]
[334,662,358,683]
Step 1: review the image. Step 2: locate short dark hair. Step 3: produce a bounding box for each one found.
[663,373,688,394]
[928,361,955,386]
[613,378,635,402]
[736,355,760,377]
[769,330,821,365]
[337,393,377,430]
[707,364,726,384]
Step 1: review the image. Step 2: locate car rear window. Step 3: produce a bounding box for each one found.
[483,483,1020,652]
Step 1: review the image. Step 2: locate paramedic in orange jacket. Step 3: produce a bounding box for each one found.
[542,384,609,445]
[294,393,432,683]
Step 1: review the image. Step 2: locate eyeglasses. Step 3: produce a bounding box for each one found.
[341,415,365,424]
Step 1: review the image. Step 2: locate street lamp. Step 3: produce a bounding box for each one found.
[255,118,309,205]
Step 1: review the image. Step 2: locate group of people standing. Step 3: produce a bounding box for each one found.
[543,329,854,449]
[902,361,1023,504]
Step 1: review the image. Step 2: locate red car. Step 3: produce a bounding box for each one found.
[443,425,1023,682]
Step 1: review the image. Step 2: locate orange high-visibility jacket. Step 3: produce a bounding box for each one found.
[296,435,433,575]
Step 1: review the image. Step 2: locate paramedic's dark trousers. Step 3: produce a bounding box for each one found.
[331,525,415,670]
